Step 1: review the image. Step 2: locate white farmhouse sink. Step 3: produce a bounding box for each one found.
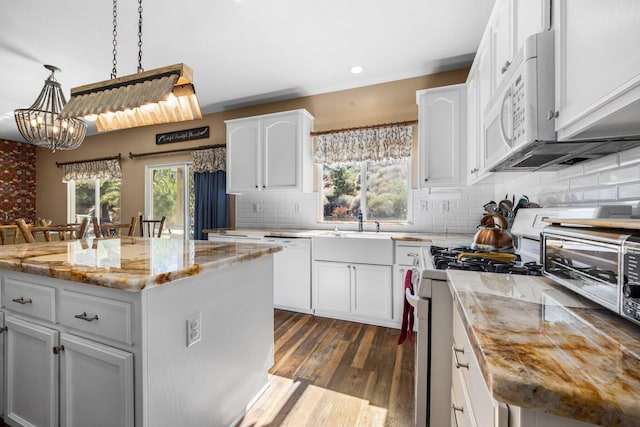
[313,234,394,264]
[322,231,392,239]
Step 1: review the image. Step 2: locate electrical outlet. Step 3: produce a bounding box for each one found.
[420,200,428,213]
[186,313,201,347]
[252,203,259,213]
[440,200,450,213]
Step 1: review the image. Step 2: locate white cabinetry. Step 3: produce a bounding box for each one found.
[452,303,600,427]
[417,84,466,187]
[314,261,392,323]
[3,286,134,427]
[312,235,394,326]
[553,0,640,140]
[226,109,314,194]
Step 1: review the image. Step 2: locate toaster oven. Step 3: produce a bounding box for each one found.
[542,225,640,326]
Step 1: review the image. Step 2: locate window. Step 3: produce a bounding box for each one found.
[68,178,122,226]
[321,158,409,222]
[145,163,194,239]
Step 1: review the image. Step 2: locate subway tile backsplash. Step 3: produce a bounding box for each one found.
[235,150,640,232]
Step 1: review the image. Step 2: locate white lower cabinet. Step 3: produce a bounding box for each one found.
[266,238,312,313]
[313,261,392,324]
[4,316,133,427]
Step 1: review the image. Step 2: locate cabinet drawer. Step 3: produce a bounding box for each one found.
[451,366,476,427]
[59,290,133,345]
[3,278,56,322]
[395,245,425,266]
[452,305,501,427]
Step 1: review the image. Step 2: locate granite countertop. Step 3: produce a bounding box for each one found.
[202,227,470,243]
[0,237,282,292]
[447,270,640,426]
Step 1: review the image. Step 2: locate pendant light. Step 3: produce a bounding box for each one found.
[13,65,87,151]
[60,0,202,132]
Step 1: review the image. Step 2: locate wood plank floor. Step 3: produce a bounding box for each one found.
[238,310,415,427]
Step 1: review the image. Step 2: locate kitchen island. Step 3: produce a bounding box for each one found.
[447,270,640,427]
[0,237,281,427]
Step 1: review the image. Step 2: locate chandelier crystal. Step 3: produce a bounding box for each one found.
[14,65,87,151]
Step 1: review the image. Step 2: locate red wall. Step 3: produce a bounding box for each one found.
[0,140,36,224]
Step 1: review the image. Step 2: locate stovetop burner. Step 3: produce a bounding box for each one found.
[430,245,543,276]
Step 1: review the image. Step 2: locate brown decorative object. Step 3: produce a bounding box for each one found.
[92,216,137,238]
[139,215,166,238]
[16,218,88,243]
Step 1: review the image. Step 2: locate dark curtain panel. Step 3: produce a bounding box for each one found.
[193,171,229,240]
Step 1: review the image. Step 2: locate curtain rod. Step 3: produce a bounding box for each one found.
[128,144,225,160]
[56,154,122,168]
[309,119,418,137]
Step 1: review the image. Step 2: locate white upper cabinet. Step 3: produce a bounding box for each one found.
[553,0,640,140]
[490,0,551,92]
[417,84,467,187]
[226,109,314,194]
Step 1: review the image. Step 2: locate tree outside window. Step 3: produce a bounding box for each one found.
[71,179,122,225]
[322,159,409,222]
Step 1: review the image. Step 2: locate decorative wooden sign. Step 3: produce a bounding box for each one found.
[156,126,209,145]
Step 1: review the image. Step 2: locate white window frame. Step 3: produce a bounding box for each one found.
[144,161,193,240]
[67,178,118,225]
[316,159,412,224]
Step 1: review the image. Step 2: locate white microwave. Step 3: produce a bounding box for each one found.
[483,30,556,172]
[483,31,640,172]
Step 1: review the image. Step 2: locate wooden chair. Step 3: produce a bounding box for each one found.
[0,224,18,245]
[139,215,166,237]
[16,218,88,243]
[92,216,137,238]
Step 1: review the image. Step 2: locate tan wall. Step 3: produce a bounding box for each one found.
[36,68,468,225]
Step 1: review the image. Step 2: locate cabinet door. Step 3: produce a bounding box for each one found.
[491,0,513,90]
[466,69,481,184]
[263,114,299,190]
[418,85,466,187]
[554,0,640,139]
[514,0,550,52]
[273,244,311,312]
[313,261,350,313]
[59,333,134,427]
[392,265,409,322]
[5,316,59,427]
[351,264,392,320]
[226,119,261,193]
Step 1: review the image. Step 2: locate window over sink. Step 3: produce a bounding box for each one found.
[320,158,410,223]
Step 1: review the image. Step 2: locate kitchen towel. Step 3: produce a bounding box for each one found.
[397,268,414,346]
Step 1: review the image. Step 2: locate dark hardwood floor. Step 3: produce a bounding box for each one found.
[238,310,415,427]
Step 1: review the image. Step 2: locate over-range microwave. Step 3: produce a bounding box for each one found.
[484,31,640,172]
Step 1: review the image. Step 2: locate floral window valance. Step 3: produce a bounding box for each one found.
[313,125,413,164]
[192,146,226,173]
[62,159,122,182]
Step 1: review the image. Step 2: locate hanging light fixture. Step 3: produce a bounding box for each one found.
[14,65,87,151]
[60,0,202,132]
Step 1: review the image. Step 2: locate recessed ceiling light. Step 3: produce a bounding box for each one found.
[350,65,364,74]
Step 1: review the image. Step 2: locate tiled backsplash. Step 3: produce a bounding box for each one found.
[235,184,495,233]
[236,147,640,231]
[494,146,640,215]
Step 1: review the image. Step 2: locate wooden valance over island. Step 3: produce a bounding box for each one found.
[0,237,282,427]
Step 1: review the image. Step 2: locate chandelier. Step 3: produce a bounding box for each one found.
[60,0,201,132]
[14,65,87,151]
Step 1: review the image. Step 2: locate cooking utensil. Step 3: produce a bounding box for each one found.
[457,252,516,263]
[483,200,498,214]
[471,213,514,251]
[498,198,513,218]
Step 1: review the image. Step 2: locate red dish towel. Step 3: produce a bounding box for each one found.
[397,269,415,346]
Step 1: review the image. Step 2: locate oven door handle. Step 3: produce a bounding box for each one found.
[405,288,429,318]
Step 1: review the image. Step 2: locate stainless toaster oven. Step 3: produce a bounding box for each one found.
[542,225,640,326]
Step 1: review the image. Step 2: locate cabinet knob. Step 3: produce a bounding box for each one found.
[0,326,6,334]
[255,185,259,189]
[451,404,464,427]
[546,110,559,120]
[53,345,65,355]
[501,60,511,74]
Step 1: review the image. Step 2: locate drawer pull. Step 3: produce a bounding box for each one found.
[53,345,65,355]
[74,312,99,322]
[452,345,469,369]
[0,326,6,333]
[12,297,32,305]
[407,253,419,257]
[451,404,464,427]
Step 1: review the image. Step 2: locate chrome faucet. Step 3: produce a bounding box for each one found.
[357,210,363,232]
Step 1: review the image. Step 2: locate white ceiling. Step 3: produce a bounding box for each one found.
[0,0,495,143]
